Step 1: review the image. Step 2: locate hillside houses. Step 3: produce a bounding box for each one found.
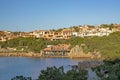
[0,31,15,41]
[29,26,113,40]
[30,28,74,40]
[1,24,120,41]
[0,31,30,41]
[79,27,112,37]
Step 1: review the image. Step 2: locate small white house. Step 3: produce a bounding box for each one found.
[72,32,78,37]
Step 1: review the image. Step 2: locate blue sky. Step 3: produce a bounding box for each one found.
[0,0,120,32]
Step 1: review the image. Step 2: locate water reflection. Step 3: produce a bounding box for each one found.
[0,57,82,80]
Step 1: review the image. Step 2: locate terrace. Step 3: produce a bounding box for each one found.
[42,44,70,56]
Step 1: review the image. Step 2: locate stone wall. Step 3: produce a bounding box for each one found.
[0,52,41,57]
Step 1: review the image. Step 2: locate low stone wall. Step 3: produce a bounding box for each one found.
[0,52,42,57]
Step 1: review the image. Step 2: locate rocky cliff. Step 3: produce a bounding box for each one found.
[68,44,101,59]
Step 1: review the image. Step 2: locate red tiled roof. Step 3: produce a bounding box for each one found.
[43,44,70,51]
[43,47,51,51]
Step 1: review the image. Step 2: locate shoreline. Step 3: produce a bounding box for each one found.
[0,52,103,60]
[0,52,41,58]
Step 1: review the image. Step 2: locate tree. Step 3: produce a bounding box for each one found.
[94,59,120,80]
[37,66,65,80]
[72,26,80,32]
[11,75,32,80]
[65,69,88,80]
[37,66,88,80]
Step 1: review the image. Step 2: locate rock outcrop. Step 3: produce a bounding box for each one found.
[68,45,91,58]
[68,44,101,59]
[78,60,104,69]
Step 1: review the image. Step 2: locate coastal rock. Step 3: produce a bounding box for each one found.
[68,44,102,59]
[68,45,91,58]
[78,60,104,69]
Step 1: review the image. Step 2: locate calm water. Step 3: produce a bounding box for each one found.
[0,57,83,80]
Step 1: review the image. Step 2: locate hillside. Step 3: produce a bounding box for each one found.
[0,32,120,59]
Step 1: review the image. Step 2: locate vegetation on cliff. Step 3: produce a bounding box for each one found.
[0,37,46,53]
[93,59,120,80]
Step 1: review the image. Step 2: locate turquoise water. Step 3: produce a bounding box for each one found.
[0,57,82,80]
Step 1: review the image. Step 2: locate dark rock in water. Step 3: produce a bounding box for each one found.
[71,65,78,69]
[78,60,103,69]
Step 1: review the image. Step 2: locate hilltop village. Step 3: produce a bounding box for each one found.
[1,24,120,41]
[0,24,120,59]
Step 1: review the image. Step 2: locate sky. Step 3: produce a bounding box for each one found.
[0,0,120,32]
